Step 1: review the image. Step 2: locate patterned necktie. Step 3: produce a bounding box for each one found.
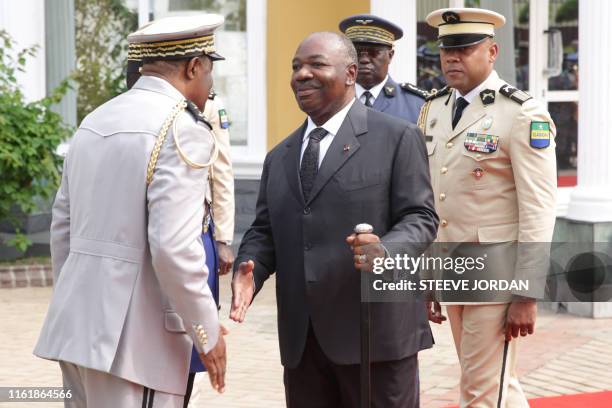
[363,91,374,107]
[300,127,328,202]
[452,97,469,129]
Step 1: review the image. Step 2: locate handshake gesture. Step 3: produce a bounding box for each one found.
[197,260,255,393]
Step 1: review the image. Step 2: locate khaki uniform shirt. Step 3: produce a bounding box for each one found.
[418,71,557,301]
[203,94,235,243]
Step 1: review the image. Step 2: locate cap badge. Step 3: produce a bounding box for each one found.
[442,11,461,24]
[355,19,374,25]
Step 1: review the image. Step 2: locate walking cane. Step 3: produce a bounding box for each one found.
[354,223,373,408]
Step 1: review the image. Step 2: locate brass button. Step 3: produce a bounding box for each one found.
[441,167,448,174]
[446,142,454,149]
[441,219,448,227]
[440,193,446,201]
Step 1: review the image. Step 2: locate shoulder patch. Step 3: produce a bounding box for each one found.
[186,100,212,130]
[218,108,229,129]
[530,121,551,149]
[400,82,428,99]
[425,86,451,101]
[499,84,532,105]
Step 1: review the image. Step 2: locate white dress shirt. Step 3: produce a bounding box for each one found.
[300,98,356,167]
[355,75,389,106]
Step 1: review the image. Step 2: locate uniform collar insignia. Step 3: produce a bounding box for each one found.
[384,85,395,97]
[479,89,496,105]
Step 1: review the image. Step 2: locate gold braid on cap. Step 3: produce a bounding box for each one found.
[129,35,215,60]
[146,100,187,185]
[345,26,395,45]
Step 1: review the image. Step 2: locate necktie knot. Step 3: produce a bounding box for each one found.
[452,97,469,129]
[309,127,328,142]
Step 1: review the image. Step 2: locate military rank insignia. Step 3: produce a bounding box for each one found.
[218,108,229,129]
[530,121,550,148]
[464,132,499,153]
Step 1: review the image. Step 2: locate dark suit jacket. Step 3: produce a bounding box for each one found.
[372,76,425,124]
[235,101,439,368]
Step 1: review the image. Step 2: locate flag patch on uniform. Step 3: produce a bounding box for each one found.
[530,121,550,148]
[218,109,229,129]
[464,133,499,153]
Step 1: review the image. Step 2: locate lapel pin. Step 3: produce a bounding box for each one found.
[343,144,351,152]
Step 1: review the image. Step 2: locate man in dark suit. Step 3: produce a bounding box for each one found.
[230,31,438,407]
[339,14,429,123]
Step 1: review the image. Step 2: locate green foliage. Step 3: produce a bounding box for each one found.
[556,0,578,23]
[0,30,71,251]
[74,0,137,123]
[519,3,529,25]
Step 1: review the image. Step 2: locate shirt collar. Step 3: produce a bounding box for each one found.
[455,70,495,104]
[355,75,389,101]
[303,98,356,142]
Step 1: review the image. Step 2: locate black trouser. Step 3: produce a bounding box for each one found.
[183,372,196,408]
[284,325,420,408]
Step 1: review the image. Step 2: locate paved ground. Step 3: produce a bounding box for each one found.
[1,277,611,408]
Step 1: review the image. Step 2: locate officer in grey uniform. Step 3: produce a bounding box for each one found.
[339,14,428,123]
[34,14,228,408]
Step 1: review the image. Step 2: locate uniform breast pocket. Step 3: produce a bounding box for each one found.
[426,141,437,157]
[461,148,502,190]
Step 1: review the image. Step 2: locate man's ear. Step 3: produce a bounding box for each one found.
[185,57,200,80]
[346,62,358,86]
[488,42,499,64]
[388,48,395,61]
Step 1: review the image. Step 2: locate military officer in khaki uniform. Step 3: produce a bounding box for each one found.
[203,91,235,272]
[419,8,557,407]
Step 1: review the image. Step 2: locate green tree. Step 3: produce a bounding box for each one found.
[74,0,137,123]
[0,30,71,252]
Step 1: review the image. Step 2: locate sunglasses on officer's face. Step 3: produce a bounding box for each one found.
[354,44,392,59]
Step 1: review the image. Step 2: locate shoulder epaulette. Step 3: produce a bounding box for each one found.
[499,84,532,105]
[400,82,429,99]
[425,86,451,101]
[186,100,212,130]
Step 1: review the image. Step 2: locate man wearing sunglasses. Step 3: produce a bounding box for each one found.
[340,14,428,124]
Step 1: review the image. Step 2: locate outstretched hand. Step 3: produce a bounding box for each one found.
[230,260,255,323]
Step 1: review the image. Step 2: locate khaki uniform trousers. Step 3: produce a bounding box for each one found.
[60,361,185,408]
[446,304,529,408]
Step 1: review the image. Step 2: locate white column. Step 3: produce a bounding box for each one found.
[0,0,46,102]
[566,0,612,222]
[370,0,416,84]
[231,0,267,179]
[138,0,151,26]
